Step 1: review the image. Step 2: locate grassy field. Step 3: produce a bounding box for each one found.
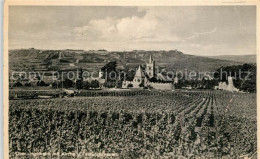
[9,90,256,158]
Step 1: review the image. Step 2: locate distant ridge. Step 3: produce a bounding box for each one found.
[9,49,243,72]
[208,55,256,64]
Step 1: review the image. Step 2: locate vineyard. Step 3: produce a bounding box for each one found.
[9,90,256,158]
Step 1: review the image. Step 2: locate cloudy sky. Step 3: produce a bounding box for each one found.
[9,6,256,56]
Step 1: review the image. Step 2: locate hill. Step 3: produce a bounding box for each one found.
[208,55,256,64]
[9,49,243,72]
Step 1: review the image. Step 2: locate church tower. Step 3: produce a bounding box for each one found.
[146,55,155,78]
[133,66,145,88]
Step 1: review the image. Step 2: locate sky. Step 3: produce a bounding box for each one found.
[9,6,256,56]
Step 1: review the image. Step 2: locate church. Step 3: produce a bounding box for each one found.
[122,55,174,90]
[216,76,239,92]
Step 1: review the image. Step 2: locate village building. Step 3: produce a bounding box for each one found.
[174,77,179,84]
[215,76,239,92]
[122,55,174,90]
[83,77,106,88]
[33,64,49,71]
[88,49,109,55]
[82,69,106,88]
[146,55,156,78]
[132,66,148,88]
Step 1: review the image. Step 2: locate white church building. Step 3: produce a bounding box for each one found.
[122,55,174,90]
[216,76,239,92]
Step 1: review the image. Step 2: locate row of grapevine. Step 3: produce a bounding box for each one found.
[9,91,256,158]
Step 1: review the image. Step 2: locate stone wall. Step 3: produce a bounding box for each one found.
[147,82,174,90]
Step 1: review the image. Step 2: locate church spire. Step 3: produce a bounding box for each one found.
[146,55,155,78]
[135,65,145,77]
[149,55,153,63]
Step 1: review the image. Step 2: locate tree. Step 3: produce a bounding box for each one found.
[104,81,116,88]
[90,80,99,88]
[82,81,91,90]
[122,68,135,81]
[150,77,157,82]
[101,61,117,81]
[115,79,122,88]
[24,83,31,87]
[214,63,256,92]
[127,83,133,88]
[37,81,47,86]
[139,82,144,87]
[63,79,73,88]
[13,81,23,87]
[76,80,83,89]
[52,82,59,88]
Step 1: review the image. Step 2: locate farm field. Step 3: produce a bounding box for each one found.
[9,90,256,158]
